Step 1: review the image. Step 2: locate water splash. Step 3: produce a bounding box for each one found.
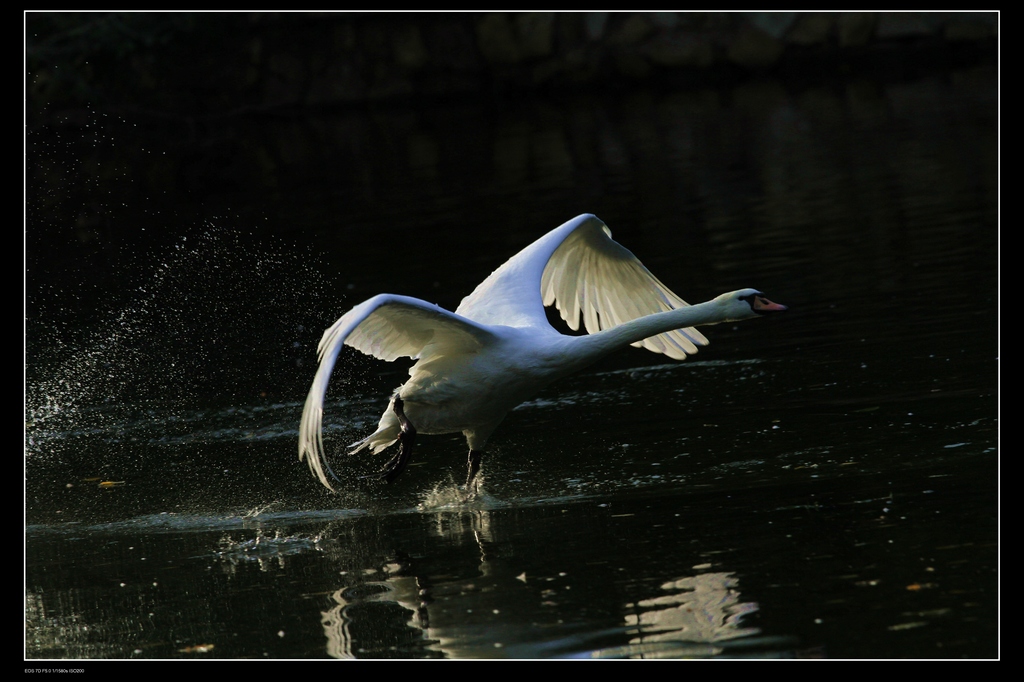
[417,475,500,510]
[25,223,344,472]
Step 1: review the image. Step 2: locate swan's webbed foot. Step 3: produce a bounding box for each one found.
[381,396,416,483]
[465,449,482,489]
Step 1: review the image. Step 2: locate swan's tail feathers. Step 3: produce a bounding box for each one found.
[348,434,399,455]
[348,410,401,455]
[348,436,373,454]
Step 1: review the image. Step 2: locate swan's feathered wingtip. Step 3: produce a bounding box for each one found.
[299,343,357,493]
[298,405,396,493]
[298,395,338,492]
[539,216,711,359]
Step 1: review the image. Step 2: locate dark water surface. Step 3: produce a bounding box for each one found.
[26,61,998,659]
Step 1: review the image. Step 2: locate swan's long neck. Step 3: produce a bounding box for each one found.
[570,299,726,364]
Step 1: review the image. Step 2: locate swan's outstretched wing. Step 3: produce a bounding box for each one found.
[541,218,709,360]
[299,294,498,490]
[456,213,708,359]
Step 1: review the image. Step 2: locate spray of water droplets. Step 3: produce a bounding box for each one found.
[25,223,347,470]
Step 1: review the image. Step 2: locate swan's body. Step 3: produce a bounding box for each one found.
[299,213,785,491]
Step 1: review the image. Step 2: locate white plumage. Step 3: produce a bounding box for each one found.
[299,213,785,491]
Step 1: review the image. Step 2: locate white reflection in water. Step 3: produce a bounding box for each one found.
[317,559,761,659]
[322,577,431,660]
[625,572,759,645]
[318,505,518,659]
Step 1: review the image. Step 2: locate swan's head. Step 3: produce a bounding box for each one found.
[714,289,788,321]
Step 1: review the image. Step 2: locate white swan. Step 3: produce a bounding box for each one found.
[299,213,785,491]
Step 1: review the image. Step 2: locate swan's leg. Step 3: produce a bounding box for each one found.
[466,450,482,488]
[381,396,415,483]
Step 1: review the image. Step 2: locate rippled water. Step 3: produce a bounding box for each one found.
[26,62,997,659]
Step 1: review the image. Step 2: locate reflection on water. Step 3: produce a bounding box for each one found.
[319,558,764,660]
[625,573,759,647]
[322,575,433,659]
